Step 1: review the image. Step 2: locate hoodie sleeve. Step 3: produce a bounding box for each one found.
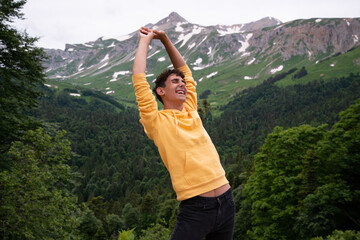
[132,73,158,140]
[178,65,197,110]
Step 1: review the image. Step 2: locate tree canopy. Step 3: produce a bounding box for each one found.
[0,0,46,160]
[243,99,360,240]
[0,128,81,239]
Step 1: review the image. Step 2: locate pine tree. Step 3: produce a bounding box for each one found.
[0,128,81,239]
[0,0,46,163]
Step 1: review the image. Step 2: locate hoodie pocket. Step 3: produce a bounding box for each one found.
[184,144,224,186]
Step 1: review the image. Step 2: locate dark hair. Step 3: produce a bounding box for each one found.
[152,69,185,104]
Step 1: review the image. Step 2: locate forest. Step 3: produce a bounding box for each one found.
[1,1,360,239]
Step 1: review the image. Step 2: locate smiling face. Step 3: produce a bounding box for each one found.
[156,73,187,110]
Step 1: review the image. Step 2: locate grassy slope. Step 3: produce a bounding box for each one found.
[46,46,360,112]
[276,46,360,87]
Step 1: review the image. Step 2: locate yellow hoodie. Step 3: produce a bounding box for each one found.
[132,65,228,201]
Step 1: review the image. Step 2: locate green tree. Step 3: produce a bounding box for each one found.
[140,193,157,229]
[244,124,327,240]
[157,199,179,228]
[311,230,360,240]
[293,66,307,79]
[139,223,172,240]
[243,99,360,239]
[122,203,140,230]
[198,99,213,124]
[105,214,125,238]
[78,208,102,239]
[94,225,108,240]
[296,98,360,238]
[0,128,81,239]
[87,195,107,221]
[0,0,46,159]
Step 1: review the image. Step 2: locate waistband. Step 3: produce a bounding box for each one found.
[181,188,233,207]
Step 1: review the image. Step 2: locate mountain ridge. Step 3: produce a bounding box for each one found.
[43,12,360,108]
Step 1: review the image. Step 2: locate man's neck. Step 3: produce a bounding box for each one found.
[163,103,184,111]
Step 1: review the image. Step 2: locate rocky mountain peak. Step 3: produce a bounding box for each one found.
[155,12,188,26]
[241,17,282,32]
[169,12,187,22]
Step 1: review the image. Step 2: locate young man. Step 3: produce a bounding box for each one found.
[132,27,235,240]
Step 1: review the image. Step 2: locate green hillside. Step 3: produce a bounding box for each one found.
[277,46,360,87]
[47,45,360,114]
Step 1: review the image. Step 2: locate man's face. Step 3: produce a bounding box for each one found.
[160,74,187,105]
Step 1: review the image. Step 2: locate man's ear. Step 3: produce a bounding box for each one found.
[156,87,165,96]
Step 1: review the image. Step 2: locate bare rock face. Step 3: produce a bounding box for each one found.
[249,18,360,60]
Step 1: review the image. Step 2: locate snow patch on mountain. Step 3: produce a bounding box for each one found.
[84,43,93,48]
[247,58,256,65]
[110,71,130,82]
[193,58,203,65]
[44,84,58,88]
[103,34,132,42]
[238,33,253,53]
[207,72,218,78]
[99,62,108,69]
[98,54,109,69]
[192,57,211,71]
[217,25,244,36]
[193,63,212,71]
[147,50,160,59]
[199,36,207,46]
[193,66,204,70]
[353,35,359,43]
[274,24,285,30]
[108,42,116,48]
[177,25,204,48]
[188,42,196,49]
[101,54,109,62]
[78,63,84,72]
[158,57,166,62]
[175,22,187,32]
[270,65,284,74]
[345,19,351,26]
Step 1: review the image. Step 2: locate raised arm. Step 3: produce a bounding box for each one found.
[132,28,159,140]
[153,30,186,69]
[133,27,155,75]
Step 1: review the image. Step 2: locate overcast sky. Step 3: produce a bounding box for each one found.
[12,0,360,50]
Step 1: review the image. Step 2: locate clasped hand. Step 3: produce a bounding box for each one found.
[139,27,166,42]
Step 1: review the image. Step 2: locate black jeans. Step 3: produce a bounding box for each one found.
[171,188,235,240]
